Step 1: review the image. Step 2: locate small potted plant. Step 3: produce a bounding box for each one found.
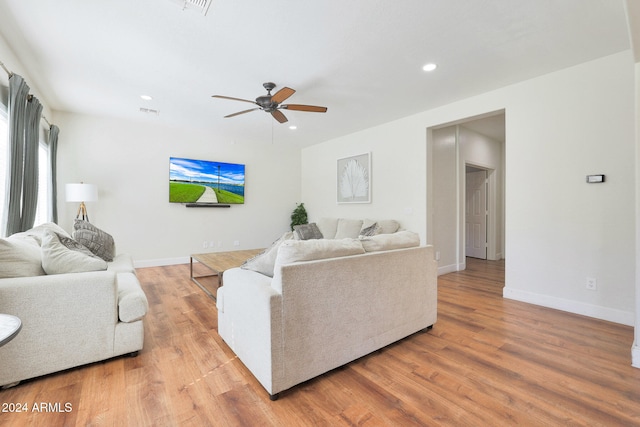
[290,203,308,231]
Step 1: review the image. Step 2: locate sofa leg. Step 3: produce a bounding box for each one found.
[423,325,434,332]
[128,351,139,357]
[269,393,279,401]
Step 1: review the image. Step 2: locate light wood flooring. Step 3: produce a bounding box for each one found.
[1,258,639,426]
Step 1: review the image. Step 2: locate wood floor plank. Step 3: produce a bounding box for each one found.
[1,258,639,426]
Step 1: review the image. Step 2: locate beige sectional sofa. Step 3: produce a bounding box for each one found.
[0,222,148,387]
[217,218,437,400]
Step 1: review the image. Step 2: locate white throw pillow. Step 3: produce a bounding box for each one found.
[0,236,45,278]
[360,230,420,252]
[41,230,108,275]
[12,222,72,245]
[241,231,294,277]
[316,218,338,239]
[334,218,364,239]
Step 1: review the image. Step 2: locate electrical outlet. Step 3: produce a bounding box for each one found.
[435,251,441,261]
[202,241,208,249]
[233,240,240,246]
[586,277,597,291]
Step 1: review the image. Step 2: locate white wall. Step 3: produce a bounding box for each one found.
[302,51,636,326]
[432,126,457,270]
[54,112,302,266]
[0,35,52,120]
[301,117,428,236]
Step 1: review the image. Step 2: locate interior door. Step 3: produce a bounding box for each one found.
[465,169,487,259]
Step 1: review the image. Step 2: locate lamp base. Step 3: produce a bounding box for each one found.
[75,202,90,222]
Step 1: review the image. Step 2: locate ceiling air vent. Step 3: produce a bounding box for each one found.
[169,0,213,16]
[139,107,159,116]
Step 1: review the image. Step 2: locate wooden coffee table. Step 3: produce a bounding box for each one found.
[190,249,263,300]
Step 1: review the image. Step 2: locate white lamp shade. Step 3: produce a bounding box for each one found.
[66,183,98,202]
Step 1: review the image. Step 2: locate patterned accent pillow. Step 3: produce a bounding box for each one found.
[359,222,381,238]
[73,220,115,262]
[56,232,97,258]
[293,223,324,240]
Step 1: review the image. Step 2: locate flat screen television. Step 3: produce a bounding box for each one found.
[169,157,245,205]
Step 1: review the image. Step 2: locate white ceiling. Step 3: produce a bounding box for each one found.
[0,0,631,146]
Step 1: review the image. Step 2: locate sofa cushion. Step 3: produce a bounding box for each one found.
[362,219,400,235]
[0,236,45,278]
[73,220,115,262]
[242,231,294,277]
[117,272,149,322]
[41,230,108,274]
[293,223,323,240]
[334,219,364,239]
[360,230,420,252]
[275,238,365,265]
[316,218,338,239]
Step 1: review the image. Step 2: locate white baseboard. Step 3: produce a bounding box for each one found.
[134,257,190,268]
[632,343,640,369]
[503,287,634,326]
[437,262,467,276]
[438,264,458,275]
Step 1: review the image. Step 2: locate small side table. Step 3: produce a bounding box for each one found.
[0,314,22,347]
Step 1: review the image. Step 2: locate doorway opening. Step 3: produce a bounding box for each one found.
[465,165,489,260]
[427,110,505,275]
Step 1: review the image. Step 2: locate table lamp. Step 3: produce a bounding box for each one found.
[66,182,98,222]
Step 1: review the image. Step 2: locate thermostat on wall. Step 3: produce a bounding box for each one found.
[586,174,605,183]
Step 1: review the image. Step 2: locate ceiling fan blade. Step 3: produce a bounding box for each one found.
[271,87,295,104]
[212,95,257,105]
[271,109,288,123]
[224,107,260,118]
[281,104,328,113]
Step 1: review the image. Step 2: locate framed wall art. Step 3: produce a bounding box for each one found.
[337,152,371,203]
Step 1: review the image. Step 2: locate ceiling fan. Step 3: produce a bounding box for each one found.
[212,82,327,123]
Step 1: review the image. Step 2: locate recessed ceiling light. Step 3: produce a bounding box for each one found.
[289,125,297,130]
[422,63,437,72]
[140,95,153,101]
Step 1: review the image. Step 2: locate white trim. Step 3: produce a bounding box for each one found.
[438,264,458,275]
[503,287,634,326]
[134,256,190,268]
[632,342,640,369]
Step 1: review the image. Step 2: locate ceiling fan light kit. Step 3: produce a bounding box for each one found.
[212,82,327,124]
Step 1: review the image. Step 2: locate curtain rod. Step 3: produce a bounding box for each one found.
[0,59,53,128]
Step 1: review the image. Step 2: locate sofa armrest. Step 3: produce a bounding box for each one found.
[116,272,148,322]
[217,267,283,394]
[0,271,119,384]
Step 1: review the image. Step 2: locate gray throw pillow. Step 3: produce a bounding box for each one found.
[73,220,115,262]
[293,223,324,240]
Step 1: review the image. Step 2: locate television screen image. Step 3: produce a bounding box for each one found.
[169,157,245,204]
